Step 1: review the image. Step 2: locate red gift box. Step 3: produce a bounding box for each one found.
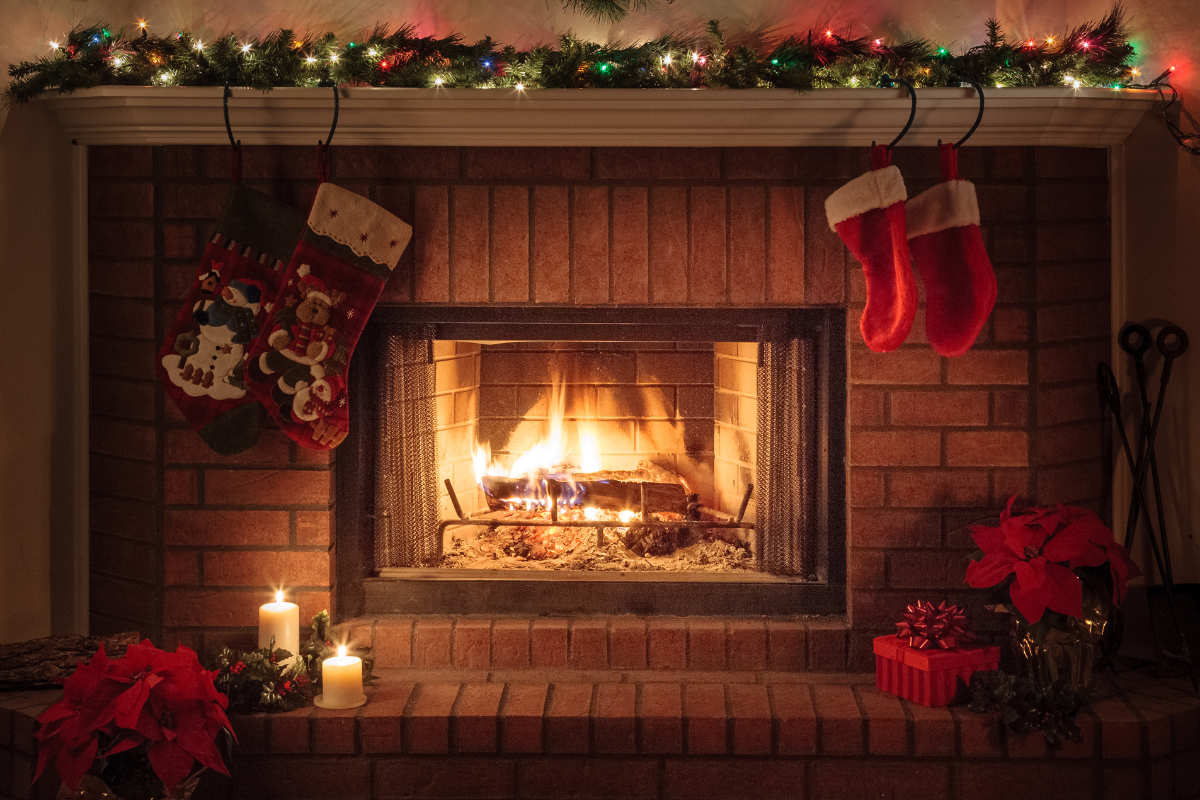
[874,635,1000,707]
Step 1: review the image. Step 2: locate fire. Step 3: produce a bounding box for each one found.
[471,374,603,510]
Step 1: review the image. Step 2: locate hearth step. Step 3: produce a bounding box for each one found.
[335,615,852,672]
[5,670,1197,800]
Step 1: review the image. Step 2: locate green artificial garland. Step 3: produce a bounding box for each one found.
[210,610,373,714]
[967,669,1091,746]
[6,5,1136,104]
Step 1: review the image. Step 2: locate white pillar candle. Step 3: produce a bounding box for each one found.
[319,646,365,709]
[258,591,300,663]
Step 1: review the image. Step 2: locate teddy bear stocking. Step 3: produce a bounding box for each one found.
[158,180,304,455]
[824,144,916,353]
[246,182,412,450]
[906,142,996,357]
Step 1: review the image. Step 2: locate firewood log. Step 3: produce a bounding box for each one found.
[0,632,140,690]
[481,475,688,514]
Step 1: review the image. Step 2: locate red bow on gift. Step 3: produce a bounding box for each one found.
[895,600,973,650]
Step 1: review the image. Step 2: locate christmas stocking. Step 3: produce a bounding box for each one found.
[824,144,916,353]
[246,182,412,450]
[158,183,304,455]
[906,142,996,357]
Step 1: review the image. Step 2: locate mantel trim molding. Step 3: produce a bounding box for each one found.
[42,86,1156,148]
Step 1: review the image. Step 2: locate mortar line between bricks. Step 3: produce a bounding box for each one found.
[849,684,870,756]
[806,683,822,755]
[151,145,168,649]
[496,682,513,754]
[447,682,468,755]
[400,682,422,755]
[1114,687,1154,760]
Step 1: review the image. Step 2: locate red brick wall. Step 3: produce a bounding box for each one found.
[87,144,1110,663]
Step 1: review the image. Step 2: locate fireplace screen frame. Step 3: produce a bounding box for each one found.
[337,306,846,617]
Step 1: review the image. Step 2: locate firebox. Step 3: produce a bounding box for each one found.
[338,307,847,617]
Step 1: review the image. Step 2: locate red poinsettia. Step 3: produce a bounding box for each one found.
[965,496,1141,624]
[35,641,234,794]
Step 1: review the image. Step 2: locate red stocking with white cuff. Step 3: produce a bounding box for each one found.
[825,144,916,353]
[906,143,996,357]
[245,181,412,450]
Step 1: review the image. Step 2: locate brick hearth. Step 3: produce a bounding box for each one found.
[5,666,1199,800]
[87,144,1111,667]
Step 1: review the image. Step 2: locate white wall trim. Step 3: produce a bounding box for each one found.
[41,86,1157,148]
[70,143,90,634]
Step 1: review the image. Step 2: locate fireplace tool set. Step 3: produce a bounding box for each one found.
[1097,322,1198,688]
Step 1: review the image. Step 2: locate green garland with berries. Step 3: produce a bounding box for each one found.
[210,610,374,714]
[6,5,1138,105]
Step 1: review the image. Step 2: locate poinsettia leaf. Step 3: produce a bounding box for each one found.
[147,738,196,794]
[965,552,1018,588]
[1042,562,1084,619]
[1008,578,1049,624]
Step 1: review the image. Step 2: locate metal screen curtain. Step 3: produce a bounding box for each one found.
[374,323,440,568]
[756,326,818,578]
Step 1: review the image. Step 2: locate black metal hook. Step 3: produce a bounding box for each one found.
[319,84,339,148]
[873,76,917,150]
[222,85,239,150]
[946,77,985,148]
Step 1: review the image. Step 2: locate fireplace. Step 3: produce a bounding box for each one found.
[339,307,847,616]
[77,136,1116,665]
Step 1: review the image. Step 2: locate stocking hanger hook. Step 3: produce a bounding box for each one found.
[316,85,340,183]
[319,83,340,148]
[876,75,917,149]
[222,84,239,150]
[941,76,985,148]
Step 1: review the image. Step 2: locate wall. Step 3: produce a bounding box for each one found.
[4,0,1200,643]
[434,340,481,518]
[0,100,76,643]
[714,342,758,519]
[85,144,1111,666]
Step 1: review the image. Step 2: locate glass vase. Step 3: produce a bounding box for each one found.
[992,571,1115,691]
[57,771,203,800]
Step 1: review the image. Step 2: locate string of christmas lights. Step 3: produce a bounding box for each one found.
[6,6,1140,104]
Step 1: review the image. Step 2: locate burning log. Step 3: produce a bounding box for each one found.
[481,474,688,515]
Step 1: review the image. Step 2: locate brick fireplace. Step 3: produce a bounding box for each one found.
[87,142,1110,670]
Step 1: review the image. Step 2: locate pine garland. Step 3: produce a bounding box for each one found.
[5,5,1137,104]
[210,610,373,714]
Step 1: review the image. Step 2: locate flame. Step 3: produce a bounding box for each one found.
[274,589,284,603]
[618,509,637,524]
[337,645,347,658]
[473,373,602,486]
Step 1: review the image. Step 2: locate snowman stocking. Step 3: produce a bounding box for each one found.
[906,142,996,357]
[824,144,916,353]
[158,183,304,455]
[246,182,411,450]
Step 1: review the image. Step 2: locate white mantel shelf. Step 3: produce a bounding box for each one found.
[42,85,1157,148]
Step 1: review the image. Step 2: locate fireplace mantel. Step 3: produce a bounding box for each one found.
[43,85,1156,147]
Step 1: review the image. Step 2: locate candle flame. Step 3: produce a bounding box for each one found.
[337,645,347,657]
[275,590,284,603]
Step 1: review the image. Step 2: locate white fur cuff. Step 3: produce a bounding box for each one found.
[825,165,907,230]
[906,180,981,240]
[309,183,413,270]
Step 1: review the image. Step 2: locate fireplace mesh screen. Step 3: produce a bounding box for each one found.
[374,325,440,568]
[756,325,818,579]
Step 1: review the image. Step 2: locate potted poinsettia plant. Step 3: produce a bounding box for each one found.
[965,496,1140,686]
[34,640,234,800]
[963,497,1141,743]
